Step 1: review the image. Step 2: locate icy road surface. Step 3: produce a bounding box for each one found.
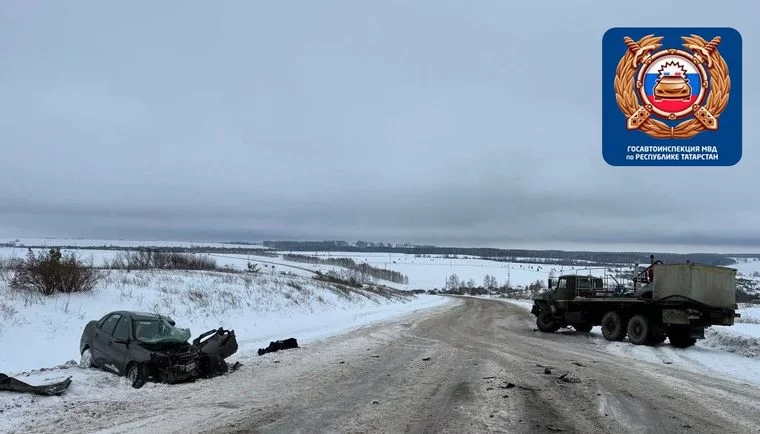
[4,297,760,434]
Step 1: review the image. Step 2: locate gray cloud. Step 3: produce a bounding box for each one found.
[0,1,756,252]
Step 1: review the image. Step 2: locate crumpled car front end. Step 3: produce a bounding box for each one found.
[134,322,239,384]
[132,317,203,383]
[148,344,202,384]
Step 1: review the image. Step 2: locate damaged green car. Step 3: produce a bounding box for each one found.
[79,311,239,388]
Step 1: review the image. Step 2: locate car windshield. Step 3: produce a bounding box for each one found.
[132,318,191,344]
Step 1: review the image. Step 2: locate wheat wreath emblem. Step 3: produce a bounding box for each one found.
[614,34,731,139]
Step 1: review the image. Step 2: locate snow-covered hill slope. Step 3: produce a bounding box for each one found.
[0,268,448,374]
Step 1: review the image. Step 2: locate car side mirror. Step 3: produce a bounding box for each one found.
[548,279,553,289]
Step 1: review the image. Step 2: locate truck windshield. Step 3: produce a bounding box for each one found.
[578,278,603,289]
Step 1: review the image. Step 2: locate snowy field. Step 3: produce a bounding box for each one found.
[6,241,760,294]
[0,248,561,291]
[269,251,559,290]
[729,256,760,277]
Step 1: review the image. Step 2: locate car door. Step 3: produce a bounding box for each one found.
[92,313,121,372]
[104,316,132,375]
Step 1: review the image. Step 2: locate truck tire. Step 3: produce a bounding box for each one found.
[536,311,560,333]
[572,323,593,333]
[668,328,697,348]
[601,311,627,341]
[627,315,650,345]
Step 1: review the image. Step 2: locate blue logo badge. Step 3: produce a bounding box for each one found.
[602,27,742,166]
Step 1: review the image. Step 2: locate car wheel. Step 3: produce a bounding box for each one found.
[627,314,650,345]
[601,311,627,341]
[126,363,148,389]
[79,348,93,368]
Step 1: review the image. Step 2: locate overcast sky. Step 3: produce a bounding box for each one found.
[0,1,756,253]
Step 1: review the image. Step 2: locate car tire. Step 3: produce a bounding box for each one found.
[79,348,93,369]
[601,311,627,341]
[126,363,148,389]
[627,315,650,345]
[536,310,560,333]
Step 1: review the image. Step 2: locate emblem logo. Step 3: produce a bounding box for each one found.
[602,28,742,166]
[616,34,729,138]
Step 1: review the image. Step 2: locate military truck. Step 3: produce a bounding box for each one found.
[530,256,739,348]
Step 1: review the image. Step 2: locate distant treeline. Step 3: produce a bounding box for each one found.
[0,243,279,257]
[283,254,409,284]
[265,241,738,266]
[2,240,745,267]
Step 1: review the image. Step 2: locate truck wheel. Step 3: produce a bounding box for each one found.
[536,311,560,333]
[668,328,697,348]
[572,323,593,333]
[601,311,626,341]
[627,315,650,345]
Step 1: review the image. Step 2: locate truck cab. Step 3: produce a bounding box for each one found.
[548,275,604,299]
[531,274,605,333]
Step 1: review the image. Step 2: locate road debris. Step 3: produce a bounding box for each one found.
[0,374,72,396]
[258,338,299,356]
[518,385,540,391]
[558,372,581,383]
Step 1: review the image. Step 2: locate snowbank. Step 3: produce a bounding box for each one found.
[701,325,760,358]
